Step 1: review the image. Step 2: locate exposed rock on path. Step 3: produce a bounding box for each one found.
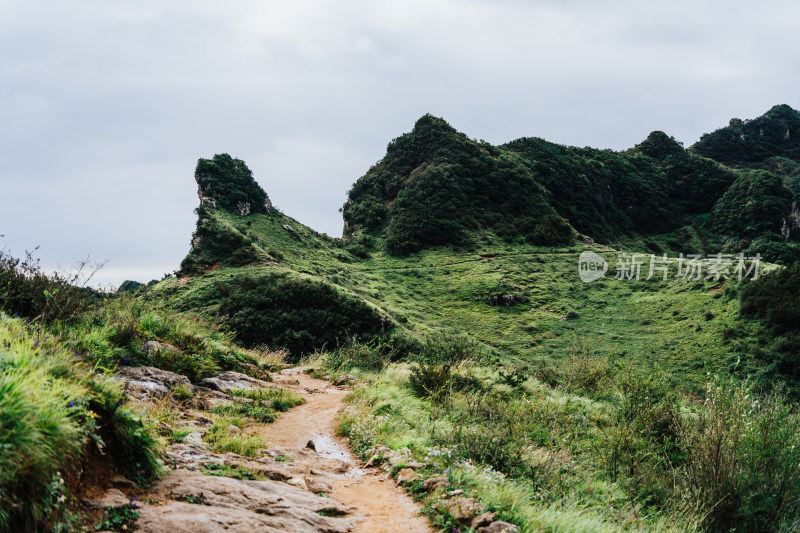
[120,366,433,532]
[137,469,354,533]
[260,367,435,533]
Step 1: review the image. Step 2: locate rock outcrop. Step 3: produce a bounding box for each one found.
[136,470,355,533]
[118,365,192,398]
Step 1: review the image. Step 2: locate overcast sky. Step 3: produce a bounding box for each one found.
[1,0,798,287]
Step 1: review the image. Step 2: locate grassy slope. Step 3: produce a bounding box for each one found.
[145,207,794,533]
[154,208,773,396]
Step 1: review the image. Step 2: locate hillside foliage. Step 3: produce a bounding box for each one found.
[195,153,270,214]
[218,273,389,359]
[712,170,795,238]
[504,134,736,242]
[343,114,574,255]
[692,104,800,174]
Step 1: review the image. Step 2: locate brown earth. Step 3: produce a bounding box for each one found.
[107,365,434,532]
[265,368,435,533]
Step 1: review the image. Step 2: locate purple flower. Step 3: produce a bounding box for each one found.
[68,401,76,408]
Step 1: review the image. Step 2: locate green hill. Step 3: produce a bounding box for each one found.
[692,104,800,175]
[142,113,800,531]
[159,114,800,387]
[167,111,800,374]
[342,114,574,255]
[340,113,798,262]
[8,109,800,532]
[504,131,736,243]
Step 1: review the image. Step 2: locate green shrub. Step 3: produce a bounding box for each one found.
[408,332,480,406]
[0,315,161,531]
[416,332,480,367]
[218,273,388,360]
[441,397,534,478]
[676,378,800,533]
[228,387,304,412]
[0,250,99,323]
[408,363,452,404]
[345,232,374,259]
[534,339,613,396]
[94,505,139,532]
[325,338,392,373]
[73,296,257,379]
[170,427,193,443]
[170,384,194,402]
[741,264,800,334]
[108,407,162,485]
[204,419,265,457]
[604,371,680,505]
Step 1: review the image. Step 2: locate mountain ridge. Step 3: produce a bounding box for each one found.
[183,104,800,273]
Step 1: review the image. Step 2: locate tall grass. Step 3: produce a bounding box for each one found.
[71,295,260,379]
[337,336,800,533]
[204,418,265,457]
[677,378,800,532]
[0,315,161,531]
[227,386,305,411]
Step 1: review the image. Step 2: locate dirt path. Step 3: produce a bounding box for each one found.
[264,368,435,533]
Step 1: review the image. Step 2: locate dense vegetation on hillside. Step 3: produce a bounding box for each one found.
[180,205,267,274]
[180,155,276,273]
[340,110,798,261]
[504,132,737,242]
[712,170,796,238]
[180,108,800,267]
[692,104,800,174]
[217,273,390,358]
[342,114,574,254]
[195,153,270,213]
[7,104,800,533]
[741,264,800,388]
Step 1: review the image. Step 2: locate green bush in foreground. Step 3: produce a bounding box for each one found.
[72,295,259,380]
[677,379,800,533]
[0,315,161,532]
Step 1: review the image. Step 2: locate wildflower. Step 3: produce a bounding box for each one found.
[68,401,76,408]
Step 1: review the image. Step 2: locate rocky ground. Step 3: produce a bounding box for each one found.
[87,365,434,532]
